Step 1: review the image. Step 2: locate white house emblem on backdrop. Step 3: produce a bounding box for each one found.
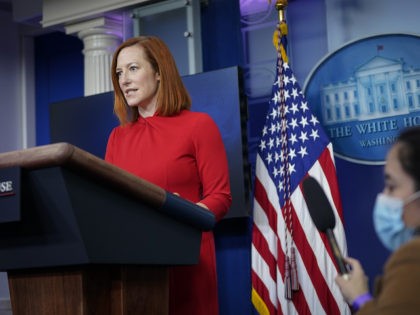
[305,34,420,164]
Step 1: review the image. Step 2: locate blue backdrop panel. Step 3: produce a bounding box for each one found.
[35,32,84,146]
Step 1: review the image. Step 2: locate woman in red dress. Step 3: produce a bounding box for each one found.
[105,36,232,315]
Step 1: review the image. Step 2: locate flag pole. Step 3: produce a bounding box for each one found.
[272,0,289,63]
[274,0,301,298]
[275,0,288,23]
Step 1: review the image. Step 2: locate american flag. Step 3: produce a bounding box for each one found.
[251,26,350,315]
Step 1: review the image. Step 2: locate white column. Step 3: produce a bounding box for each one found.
[65,16,122,96]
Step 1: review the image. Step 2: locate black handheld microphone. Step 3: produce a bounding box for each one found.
[302,176,349,275]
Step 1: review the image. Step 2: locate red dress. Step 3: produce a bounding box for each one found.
[105,110,232,315]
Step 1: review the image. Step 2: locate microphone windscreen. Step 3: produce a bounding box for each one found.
[302,176,336,232]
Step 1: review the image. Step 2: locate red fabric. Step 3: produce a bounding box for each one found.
[105,110,232,314]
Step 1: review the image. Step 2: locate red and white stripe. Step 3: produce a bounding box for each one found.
[252,143,350,314]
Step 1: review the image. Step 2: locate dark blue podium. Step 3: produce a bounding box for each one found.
[0,143,215,315]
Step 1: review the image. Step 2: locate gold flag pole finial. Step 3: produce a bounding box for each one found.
[271,0,289,62]
[275,0,288,23]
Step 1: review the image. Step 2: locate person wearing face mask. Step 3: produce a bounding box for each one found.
[105,36,232,315]
[335,126,420,314]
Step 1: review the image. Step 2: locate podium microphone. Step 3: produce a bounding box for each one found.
[302,176,349,275]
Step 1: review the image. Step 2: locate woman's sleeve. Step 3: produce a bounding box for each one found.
[193,114,232,221]
[357,240,420,314]
[104,128,117,163]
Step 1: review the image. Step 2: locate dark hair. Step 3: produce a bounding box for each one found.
[397,126,420,190]
[110,36,191,125]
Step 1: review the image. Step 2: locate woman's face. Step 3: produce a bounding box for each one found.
[116,45,160,116]
[384,142,420,227]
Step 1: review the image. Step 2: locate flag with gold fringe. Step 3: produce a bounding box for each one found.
[250,18,350,315]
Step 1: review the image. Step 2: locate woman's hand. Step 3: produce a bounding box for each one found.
[172,192,208,210]
[196,202,208,210]
[335,257,370,304]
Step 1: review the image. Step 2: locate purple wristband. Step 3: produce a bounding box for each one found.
[352,293,373,312]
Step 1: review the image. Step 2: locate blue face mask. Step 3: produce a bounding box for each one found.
[373,192,420,251]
